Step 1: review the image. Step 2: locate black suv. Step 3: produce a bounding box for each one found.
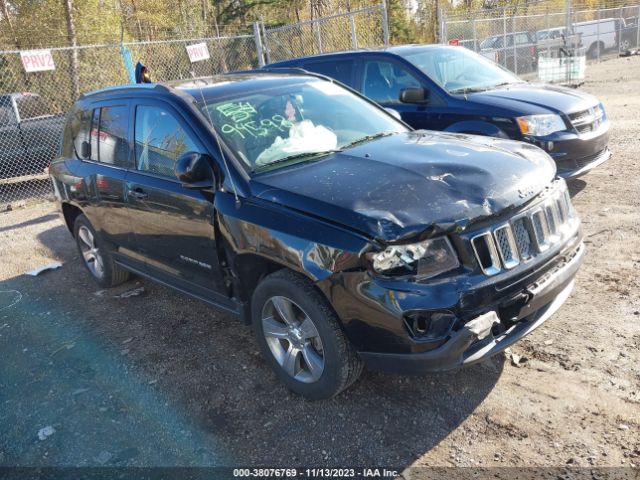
[50,72,585,399]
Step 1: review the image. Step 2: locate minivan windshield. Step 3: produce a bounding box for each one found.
[398,46,522,94]
[199,79,408,172]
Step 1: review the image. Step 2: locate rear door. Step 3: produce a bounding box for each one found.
[78,100,134,249]
[124,99,227,297]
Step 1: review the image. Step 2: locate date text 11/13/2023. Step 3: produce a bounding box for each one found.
[232,468,399,477]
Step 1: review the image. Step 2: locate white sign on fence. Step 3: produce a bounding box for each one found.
[186,43,210,63]
[20,50,56,73]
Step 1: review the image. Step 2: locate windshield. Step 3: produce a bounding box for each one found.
[199,79,408,172]
[399,47,522,94]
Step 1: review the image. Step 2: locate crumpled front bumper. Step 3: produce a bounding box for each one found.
[358,241,585,374]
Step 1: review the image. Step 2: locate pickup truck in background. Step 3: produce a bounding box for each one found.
[479,31,538,73]
[0,93,65,180]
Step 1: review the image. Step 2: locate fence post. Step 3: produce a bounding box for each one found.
[597,8,601,61]
[512,15,517,74]
[472,18,477,50]
[381,0,390,47]
[260,19,271,65]
[253,22,265,67]
[314,20,323,54]
[637,4,640,50]
[546,8,550,63]
[502,9,507,67]
[350,14,358,49]
[618,6,623,54]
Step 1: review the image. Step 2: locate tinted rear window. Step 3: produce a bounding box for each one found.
[304,60,354,85]
[91,105,130,167]
[63,104,130,167]
[61,106,91,158]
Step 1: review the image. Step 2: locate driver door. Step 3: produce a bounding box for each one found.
[124,99,227,297]
[358,58,434,130]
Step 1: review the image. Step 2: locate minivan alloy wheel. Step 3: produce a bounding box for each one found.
[77,225,105,279]
[261,296,325,383]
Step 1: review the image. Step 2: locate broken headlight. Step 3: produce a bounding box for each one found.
[370,237,460,280]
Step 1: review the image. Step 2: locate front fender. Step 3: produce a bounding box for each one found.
[445,120,509,138]
[215,191,370,283]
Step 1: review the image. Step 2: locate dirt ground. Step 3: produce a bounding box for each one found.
[1,56,639,473]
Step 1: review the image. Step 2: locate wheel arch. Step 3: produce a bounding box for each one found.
[61,202,84,236]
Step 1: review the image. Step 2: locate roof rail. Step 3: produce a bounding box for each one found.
[79,82,176,100]
[229,66,335,83]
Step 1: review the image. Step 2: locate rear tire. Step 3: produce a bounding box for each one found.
[74,214,129,288]
[588,42,604,59]
[252,270,363,400]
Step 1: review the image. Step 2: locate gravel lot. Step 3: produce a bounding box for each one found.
[1,56,639,471]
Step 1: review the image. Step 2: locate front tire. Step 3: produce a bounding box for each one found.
[252,270,363,400]
[74,214,129,288]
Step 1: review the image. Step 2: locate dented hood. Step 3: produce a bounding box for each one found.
[250,131,556,244]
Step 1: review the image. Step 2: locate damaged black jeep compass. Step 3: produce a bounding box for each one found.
[50,71,584,400]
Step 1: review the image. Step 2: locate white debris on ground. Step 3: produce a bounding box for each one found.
[37,426,55,441]
[25,262,62,276]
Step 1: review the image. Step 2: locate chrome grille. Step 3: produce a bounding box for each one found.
[544,204,558,236]
[494,225,519,269]
[511,218,532,259]
[569,104,604,135]
[470,181,578,276]
[531,209,549,250]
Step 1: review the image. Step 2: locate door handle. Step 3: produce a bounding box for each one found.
[128,188,148,200]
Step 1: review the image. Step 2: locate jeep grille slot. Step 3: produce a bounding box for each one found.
[470,181,577,276]
[471,232,501,276]
[494,225,519,269]
[511,218,532,260]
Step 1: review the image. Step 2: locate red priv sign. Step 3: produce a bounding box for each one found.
[20,50,56,73]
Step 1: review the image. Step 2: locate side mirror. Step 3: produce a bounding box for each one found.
[400,87,429,105]
[80,140,91,159]
[175,152,214,189]
[384,107,402,121]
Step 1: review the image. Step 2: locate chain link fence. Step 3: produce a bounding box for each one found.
[0,3,388,210]
[441,3,640,83]
[262,4,388,64]
[0,34,260,209]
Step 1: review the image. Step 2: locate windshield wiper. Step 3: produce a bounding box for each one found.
[341,131,394,149]
[449,86,491,94]
[253,150,339,172]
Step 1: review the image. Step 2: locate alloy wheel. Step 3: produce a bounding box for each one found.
[77,226,105,279]
[261,296,325,383]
